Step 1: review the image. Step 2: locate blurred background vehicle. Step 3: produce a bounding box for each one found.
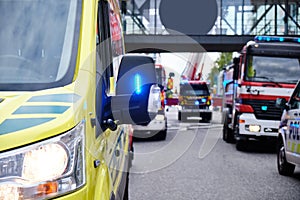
[178,80,212,122]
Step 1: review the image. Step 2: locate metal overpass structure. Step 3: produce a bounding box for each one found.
[122,0,300,53]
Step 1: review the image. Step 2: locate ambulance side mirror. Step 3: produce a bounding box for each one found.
[111,55,161,125]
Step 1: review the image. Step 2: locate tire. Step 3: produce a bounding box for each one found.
[129,148,134,168]
[122,172,129,200]
[222,114,235,143]
[236,139,246,151]
[201,116,211,123]
[156,129,167,140]
[277,139,295,176]
[178,111,181,121]
[203,118,211,123]
[181,113,187,122]
[152,118,167,140]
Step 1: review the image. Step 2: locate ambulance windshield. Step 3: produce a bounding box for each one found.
[0,0,80,91]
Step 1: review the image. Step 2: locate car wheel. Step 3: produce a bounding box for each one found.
[122,172,129,200]
[129,147,134,168]
[181,113,187,122]
[201,117,210,123]
[223,115,235,143]
[236,139,246,151]
[277,139,295,176]
[154,129,167,140]
[178,111,181,121]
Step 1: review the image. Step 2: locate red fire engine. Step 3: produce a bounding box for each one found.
[222,36,300,151]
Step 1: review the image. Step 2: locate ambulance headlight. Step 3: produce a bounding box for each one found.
[22,143,68,182]
[0,121,85,199]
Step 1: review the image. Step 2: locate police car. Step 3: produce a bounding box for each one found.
[276,81,300,176]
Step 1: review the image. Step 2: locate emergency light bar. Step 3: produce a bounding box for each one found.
[255,36,300,43]
[180,79,189,84]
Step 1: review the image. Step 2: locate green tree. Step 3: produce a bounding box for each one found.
[215,52,233,71]
[208,65,220,87]
[208,52,233,87]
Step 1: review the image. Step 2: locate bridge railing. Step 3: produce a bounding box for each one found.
[122,0,300,36]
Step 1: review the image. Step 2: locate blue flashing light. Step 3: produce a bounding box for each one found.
[255,35,300,43]
[255,36,274,42]
[201,98,207,103]
[256,36,263,41]
[195,101,200,106]
[261,106,268,111]
[134,74,141,94]
[180,79,189,84]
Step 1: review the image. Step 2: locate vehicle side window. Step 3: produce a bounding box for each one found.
[289,84,300,110]
[225,82,233,93]
[247,56,255,78]
[109,3,124,58]
[97,0,123,92]
[108,1,124,82]
[97,0,113,86]
[95,0,114,137]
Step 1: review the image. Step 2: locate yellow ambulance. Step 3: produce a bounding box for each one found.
[0,0,159,199]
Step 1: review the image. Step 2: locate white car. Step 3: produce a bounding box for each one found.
[133,64,168,141]
[133,112,167,140]
[276,81,300,176]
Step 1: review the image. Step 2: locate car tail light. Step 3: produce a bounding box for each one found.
[207,96,212,106]
[160,90,165,109]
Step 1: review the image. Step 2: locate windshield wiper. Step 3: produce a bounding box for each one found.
[253,76,282,88]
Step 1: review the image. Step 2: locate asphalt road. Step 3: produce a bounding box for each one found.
[129,107,300,200]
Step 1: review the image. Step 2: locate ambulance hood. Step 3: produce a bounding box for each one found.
[0,89,81,152]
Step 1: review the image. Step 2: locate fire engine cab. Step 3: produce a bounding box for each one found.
[178,80,212,122]
[222,36,300,151]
